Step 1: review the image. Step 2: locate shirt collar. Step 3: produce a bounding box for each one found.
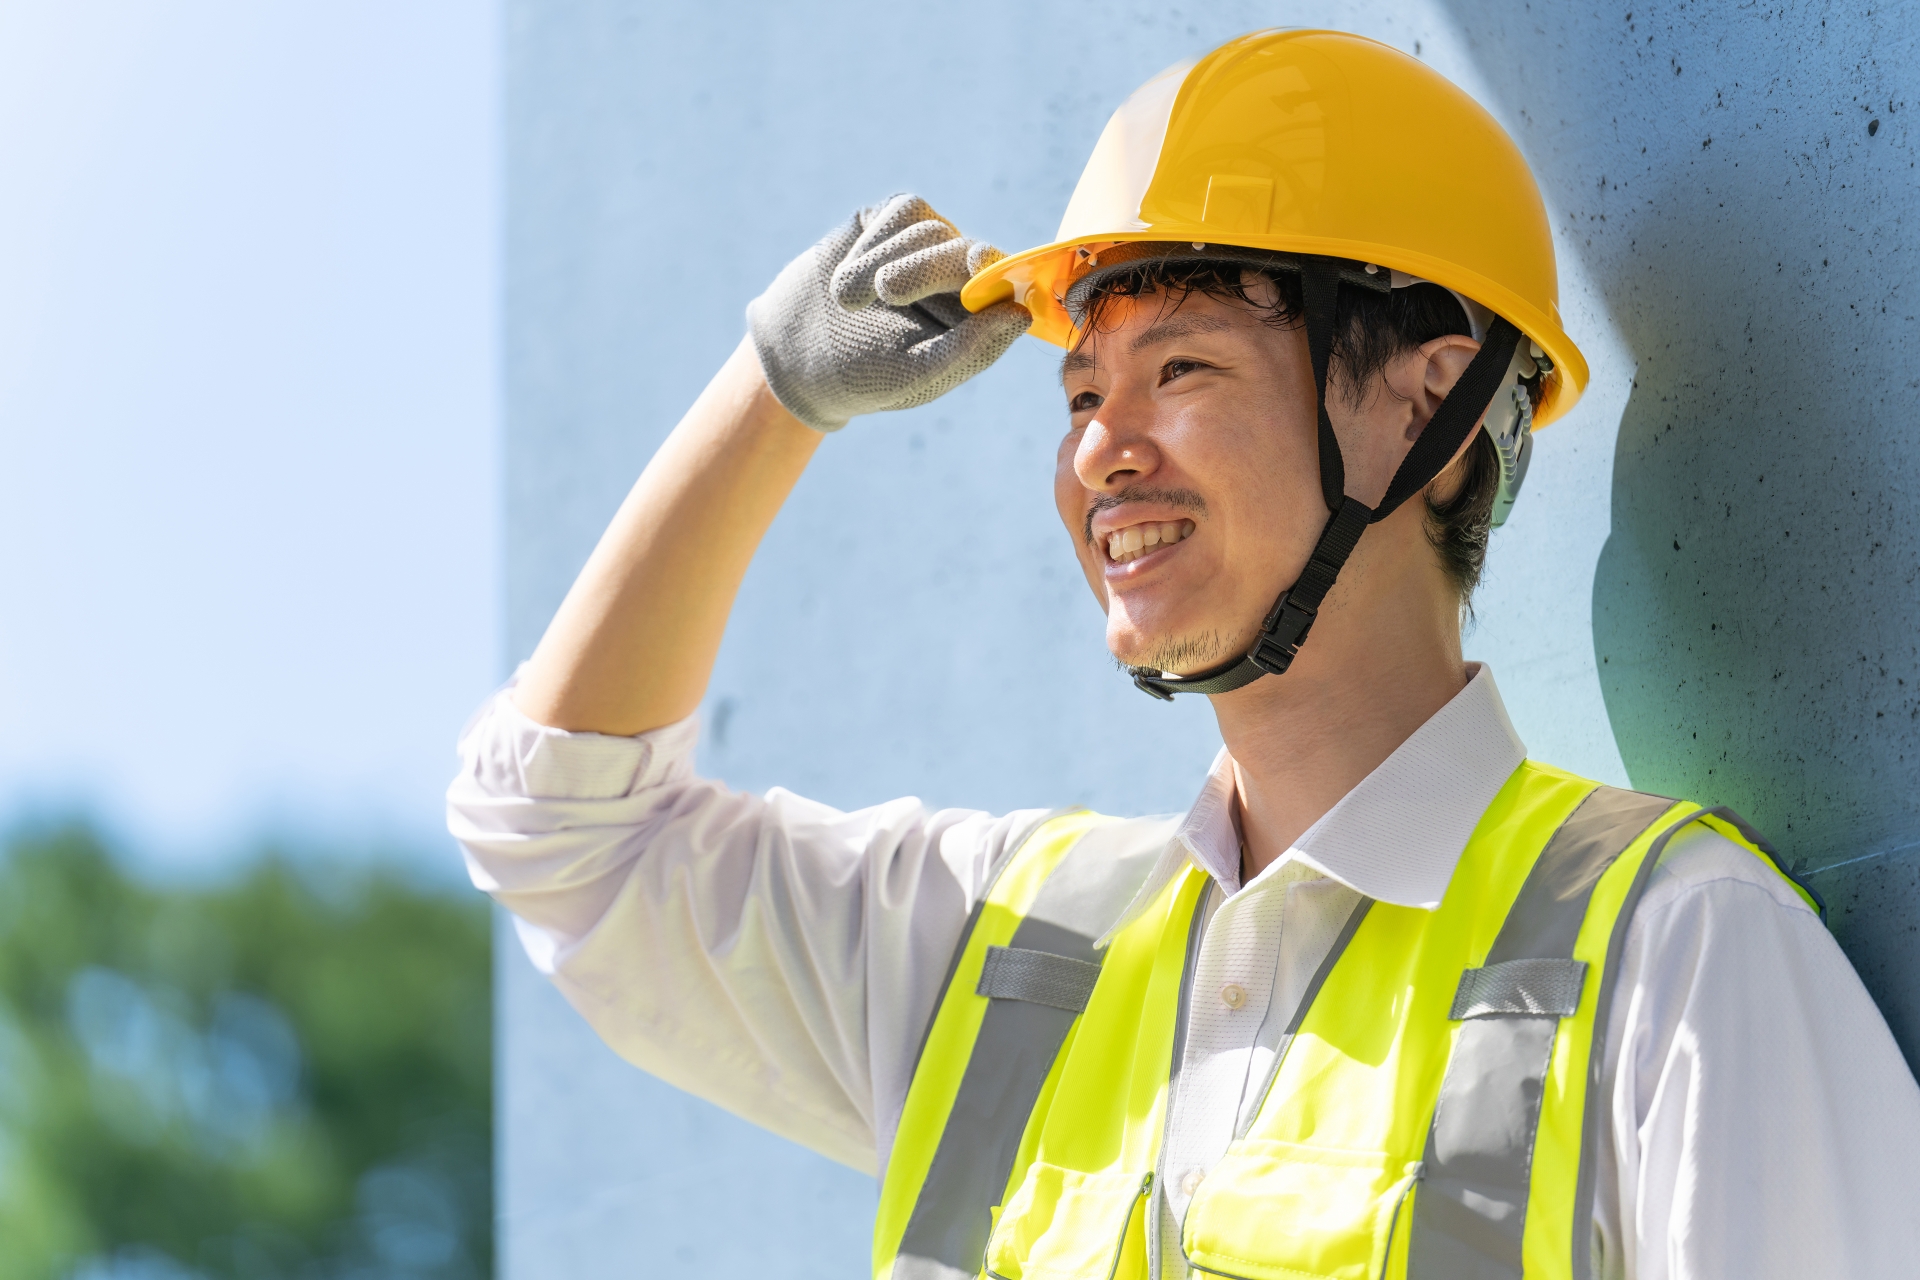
[1101,663,1527,942]
[1280,662,1527,908]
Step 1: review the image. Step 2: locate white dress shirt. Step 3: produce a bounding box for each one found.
[448,664,1920,1280]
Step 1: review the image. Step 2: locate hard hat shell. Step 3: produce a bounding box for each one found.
[962,29,1588,426]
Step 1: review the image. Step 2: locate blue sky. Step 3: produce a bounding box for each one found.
[0,2,499,873]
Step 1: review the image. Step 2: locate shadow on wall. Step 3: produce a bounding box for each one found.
[1446,1,1920,1063]
[1591,176,1920,1057]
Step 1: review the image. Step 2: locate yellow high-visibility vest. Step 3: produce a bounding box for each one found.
[874,761,1818,1280]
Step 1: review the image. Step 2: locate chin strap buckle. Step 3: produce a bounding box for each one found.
[1247,498,1370,674]
[1248,599,1319,675]
[1131,670,1178,701]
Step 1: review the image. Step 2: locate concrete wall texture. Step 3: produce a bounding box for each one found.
[498,2,1920,1275]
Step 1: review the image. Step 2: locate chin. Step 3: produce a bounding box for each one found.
[1106,619,1235,675]
[1103,613,1161,669]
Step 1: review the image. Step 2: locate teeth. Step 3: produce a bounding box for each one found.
[1104,519,1194,563]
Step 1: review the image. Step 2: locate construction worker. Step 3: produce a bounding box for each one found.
[449,29,1920,1280]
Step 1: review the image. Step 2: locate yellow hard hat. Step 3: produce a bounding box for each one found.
[962,28,1587,427]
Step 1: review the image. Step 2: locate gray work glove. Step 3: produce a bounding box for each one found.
[746,193,1032,432]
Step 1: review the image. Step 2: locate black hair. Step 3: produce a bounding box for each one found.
[1077,260,1501,602]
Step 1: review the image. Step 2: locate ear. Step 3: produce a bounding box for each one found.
[1391,333,1482,446]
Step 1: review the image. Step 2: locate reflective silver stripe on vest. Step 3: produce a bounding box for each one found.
[1450,957,1588,1019]
[891,815,1179,1280]
[901,807,1072,1093]
[977,945,1103,1012]
[1407,786,1676,1280]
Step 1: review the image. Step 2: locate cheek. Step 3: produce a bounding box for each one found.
[1052,433,1080,525]
[1054,434,1109,601]
[1161,400,1322,583]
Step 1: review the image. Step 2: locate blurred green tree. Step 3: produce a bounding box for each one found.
[0,822,490,1280]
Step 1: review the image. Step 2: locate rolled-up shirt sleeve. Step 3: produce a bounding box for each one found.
[447,685,1049,1175]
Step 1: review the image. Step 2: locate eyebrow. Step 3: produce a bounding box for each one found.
[1058,312,1238,383]
[1129,312,1237,352]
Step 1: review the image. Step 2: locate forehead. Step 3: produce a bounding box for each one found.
[1058,291,1264,380]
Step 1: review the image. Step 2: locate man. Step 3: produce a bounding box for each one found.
[450,30,1920,1280]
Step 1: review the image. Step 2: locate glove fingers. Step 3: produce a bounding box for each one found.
[875,238,979,306]
[831,218,956,310]
[871,236,1011,309]
[966,241,1006,275]
[851,193,948,257]
[750,190,1019,429]
[913,291,971,330]
[868,234,1009,308]
[896,300,1032,388]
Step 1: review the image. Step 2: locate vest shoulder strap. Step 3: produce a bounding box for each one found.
[883,810,1181,1280]
[1409,784,1676,1280]
[1407,783,1822,1280]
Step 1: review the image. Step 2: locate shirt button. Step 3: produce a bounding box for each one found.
[1219,983,1246,1010]
[1180,1168,1205,1196]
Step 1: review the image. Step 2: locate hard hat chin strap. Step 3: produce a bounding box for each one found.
[1130,257,1524,701]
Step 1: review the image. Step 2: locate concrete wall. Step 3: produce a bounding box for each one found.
[499,2,1920,1274]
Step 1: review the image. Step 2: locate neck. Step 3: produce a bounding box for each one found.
[1211,551,1468,884]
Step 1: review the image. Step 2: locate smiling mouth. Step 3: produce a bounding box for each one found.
[1104,519,1196,564]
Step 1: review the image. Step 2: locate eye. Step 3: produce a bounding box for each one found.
[1159,358,1207,386]
[1068,389,1103,413]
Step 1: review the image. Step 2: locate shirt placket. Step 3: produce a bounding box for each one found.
[1152,873,1291,1280]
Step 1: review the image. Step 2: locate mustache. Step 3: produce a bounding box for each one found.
[1083,485,1208,548]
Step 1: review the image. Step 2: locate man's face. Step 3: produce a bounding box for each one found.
[1053,286,1330,674]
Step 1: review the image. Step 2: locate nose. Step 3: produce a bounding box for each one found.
[1074,387,1162,493]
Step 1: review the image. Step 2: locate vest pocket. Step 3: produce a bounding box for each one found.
[984,1163,1152,1280]
[1180,1140,1420,1280]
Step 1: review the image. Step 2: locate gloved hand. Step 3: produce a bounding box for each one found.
[746,193,1032,432]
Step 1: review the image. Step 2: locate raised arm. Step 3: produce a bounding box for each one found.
[513,194,1030,736]
[455,196,1036,1167]
[512,340,820,735]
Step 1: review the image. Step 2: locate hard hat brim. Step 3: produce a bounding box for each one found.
[962,233,1589,428]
